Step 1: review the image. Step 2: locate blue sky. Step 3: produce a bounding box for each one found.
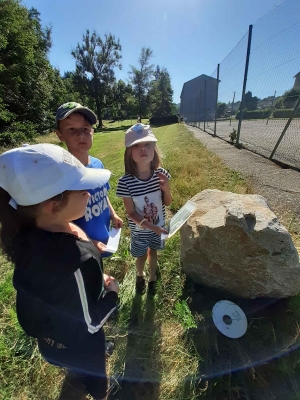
[23,0,291,104]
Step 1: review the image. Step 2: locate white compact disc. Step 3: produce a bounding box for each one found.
[212,300,248,338]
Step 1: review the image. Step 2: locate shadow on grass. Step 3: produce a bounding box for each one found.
[97,124,133,133]
[111,294,161,400]
[57,372,86,400]
[150,123,179,128]
[181,277,300,399]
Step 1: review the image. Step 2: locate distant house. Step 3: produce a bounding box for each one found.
[180,74,219,122]
[293,72,300,89]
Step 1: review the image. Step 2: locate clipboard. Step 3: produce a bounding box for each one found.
[161,200,197,239]
[103,228,122,253]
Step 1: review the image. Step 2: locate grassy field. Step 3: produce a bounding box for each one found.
[1,121,300,399]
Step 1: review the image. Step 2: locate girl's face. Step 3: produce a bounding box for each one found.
[131,142,155,166]
[58,190,90,221]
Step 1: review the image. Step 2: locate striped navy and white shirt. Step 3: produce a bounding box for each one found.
[116,168,171,233]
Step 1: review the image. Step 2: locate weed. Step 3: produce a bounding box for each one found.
[174,300,197,330]
[229,128,237,144]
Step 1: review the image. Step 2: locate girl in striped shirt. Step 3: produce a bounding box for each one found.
[116,124,172,295]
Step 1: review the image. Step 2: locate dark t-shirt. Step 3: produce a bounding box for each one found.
[13,228,118,344]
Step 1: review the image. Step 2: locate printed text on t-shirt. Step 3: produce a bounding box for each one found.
[85,187,109,221]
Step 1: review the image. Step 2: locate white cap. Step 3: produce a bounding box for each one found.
[0,144,111,206]
[125,124,157,148]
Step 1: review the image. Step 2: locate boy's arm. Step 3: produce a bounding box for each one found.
[107,197,123,228]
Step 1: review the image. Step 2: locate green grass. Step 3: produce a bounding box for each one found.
[1,121,300,399]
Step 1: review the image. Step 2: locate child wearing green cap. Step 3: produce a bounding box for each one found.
[55,102,123,257]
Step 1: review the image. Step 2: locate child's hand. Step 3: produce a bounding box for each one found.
[106,276,120,294]
[152,225,168,236]
[103,274,119,294]
[92,240,108,253]
[111,213,123,228]
[156,171,170,193]
[103,274,111,289]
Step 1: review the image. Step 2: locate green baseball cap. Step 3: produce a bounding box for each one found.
[55,102,97,128]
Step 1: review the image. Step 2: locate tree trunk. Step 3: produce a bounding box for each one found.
[95,97,102,128]
[138,88,142,120]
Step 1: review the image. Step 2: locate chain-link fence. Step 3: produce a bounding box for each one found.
[185,0,300,169]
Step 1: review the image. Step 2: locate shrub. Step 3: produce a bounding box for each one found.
[0,121,38,147]
[235,109,271,120]
[149,115,178,125]
[0,131,26,147]
[272,109,300,118]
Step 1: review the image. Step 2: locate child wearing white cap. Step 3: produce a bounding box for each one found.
[0,144,118,400]
[116,124,172,295]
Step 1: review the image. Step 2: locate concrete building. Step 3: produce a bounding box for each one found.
[180,74,219,123]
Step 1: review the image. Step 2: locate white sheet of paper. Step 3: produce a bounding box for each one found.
[104,228,122,253]
[161,200,197,240]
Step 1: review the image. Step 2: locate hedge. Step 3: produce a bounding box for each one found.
[272,109,300,118]
[0,121,38,147]
[149,115,178,125]
[235,109,271,120]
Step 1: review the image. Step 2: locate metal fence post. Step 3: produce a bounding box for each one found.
[236,24,253,145]
[266,90,276,125]
[204,80,207,132]
[269,96,300,160]
[229,91,236,126]
[214,64,220,136]
[198,90,202,129]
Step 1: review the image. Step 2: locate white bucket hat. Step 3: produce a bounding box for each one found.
[0,144,111,207]
[125,123,157,148]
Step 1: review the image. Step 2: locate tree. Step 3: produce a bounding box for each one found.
[62,71,92,108]
[108,80,135,119]
[171,103,179,115]
[275,88,300,110]
[72,30,122,127]
[217,102,227,118]
[148,66,174,117]
[0,0,53,128]
[129,47,154,119]
[244,91,258,111]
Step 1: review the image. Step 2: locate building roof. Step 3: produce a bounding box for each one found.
[294,72,300,78]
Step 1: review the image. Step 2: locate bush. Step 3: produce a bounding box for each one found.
[0,131,26,147]
[272,109,300,118]
[0,121,38,147]
[149,115,178,125]
[235,109,271,120]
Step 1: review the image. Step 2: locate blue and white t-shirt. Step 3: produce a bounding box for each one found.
[74,157,111,252]
[116,168,171,233]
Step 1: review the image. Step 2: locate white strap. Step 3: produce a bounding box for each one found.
[9,198,17,209]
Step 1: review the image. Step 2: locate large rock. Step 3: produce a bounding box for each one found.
[180,189,300,298]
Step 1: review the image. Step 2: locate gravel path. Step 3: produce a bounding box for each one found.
[205,119,300,169]
[186,124,300,220]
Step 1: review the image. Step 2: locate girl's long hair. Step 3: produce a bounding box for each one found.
[124,145,161,176]
[0,188,68,263]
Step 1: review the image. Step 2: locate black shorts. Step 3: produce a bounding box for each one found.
[38,329,107,399]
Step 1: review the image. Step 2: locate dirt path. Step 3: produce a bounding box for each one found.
[186,125,300,224]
